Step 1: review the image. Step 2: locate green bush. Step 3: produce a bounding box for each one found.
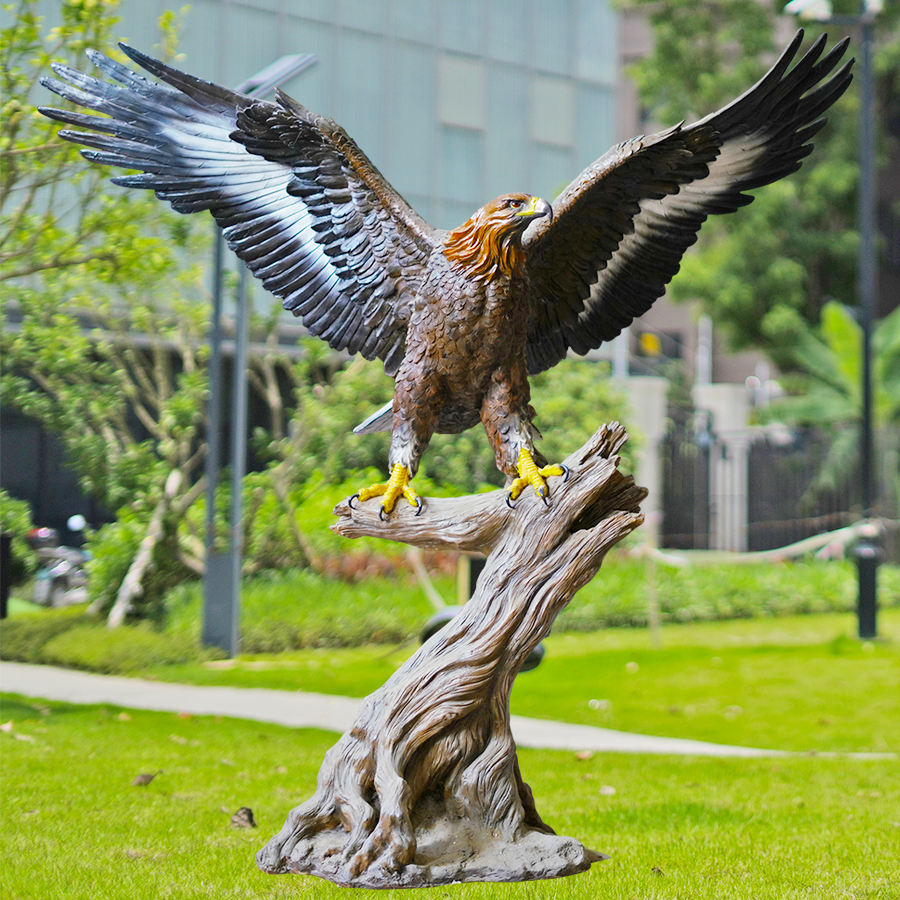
[41,622,204,674]
[86,509,192,623]
[5,559,896,675]
[0,606,95,663]
[556,556,900,631]
[0,489,38,586]
[164,568,434,652]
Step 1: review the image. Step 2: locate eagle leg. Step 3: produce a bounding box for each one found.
[349,464,423,518]
[506,448,568,507]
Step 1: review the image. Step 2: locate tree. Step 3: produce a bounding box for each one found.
[619,0,899,369]
[1,1,310,621]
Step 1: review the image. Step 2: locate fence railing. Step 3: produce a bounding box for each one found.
[661,423,896,555]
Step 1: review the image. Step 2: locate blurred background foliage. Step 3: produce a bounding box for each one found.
[2,0,897,631]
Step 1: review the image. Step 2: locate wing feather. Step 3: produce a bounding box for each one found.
[39,45,439,374]
[523,30,852,374]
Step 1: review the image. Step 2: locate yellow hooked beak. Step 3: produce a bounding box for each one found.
[515,196,552,222]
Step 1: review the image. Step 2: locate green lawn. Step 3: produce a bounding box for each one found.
[148,609,900,754]
[2,694,898,900]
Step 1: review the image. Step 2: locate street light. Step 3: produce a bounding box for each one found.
[202,54,317,657]
[784,0,882,638]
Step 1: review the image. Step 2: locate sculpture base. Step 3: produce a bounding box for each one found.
[258,425,638,888]
[269,795,607,888]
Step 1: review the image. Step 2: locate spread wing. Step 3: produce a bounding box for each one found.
[39,45,439,375]
[522,30,853,375]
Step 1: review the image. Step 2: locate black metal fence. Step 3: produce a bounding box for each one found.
[746,429,860,550]
[660,422,710,550]
[662,423,894,553]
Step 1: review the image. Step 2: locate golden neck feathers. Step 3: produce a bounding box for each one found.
[444,197,531,283]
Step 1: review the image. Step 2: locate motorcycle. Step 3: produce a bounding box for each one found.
[27,516,90,608]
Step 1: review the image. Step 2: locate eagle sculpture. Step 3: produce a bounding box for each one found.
[39,31,852,516]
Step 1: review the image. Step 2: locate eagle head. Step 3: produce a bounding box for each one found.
[445,193,552,282]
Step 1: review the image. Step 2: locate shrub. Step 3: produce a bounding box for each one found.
[41,622,204,674]
[556,556,900,631]
[163,568,434,652]
[0,489,38,586]
[0,606,95,663]
[86,510,192,623]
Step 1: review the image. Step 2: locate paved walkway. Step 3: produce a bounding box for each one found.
[1,662,893,759]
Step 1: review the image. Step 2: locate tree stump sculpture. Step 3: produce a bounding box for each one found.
[257,423,645,888]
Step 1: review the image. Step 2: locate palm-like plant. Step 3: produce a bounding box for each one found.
[766,301,900,517]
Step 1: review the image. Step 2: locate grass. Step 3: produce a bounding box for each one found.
[146,609,900,755]
[2,694,898,900]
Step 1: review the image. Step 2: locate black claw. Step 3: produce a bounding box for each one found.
[559,464,570,483]
[539,487,551,507]
[348,493,360,510]
[414,497,424,516]
[506,493,517,510]
[379,505,390,521]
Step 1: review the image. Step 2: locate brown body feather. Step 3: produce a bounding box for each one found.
[391,195,545,479]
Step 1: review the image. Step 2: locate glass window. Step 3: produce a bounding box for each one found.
[486,63,528,197]
[405,193,436,228]
[576,0,617,84]
[276,0,336,22]
[533,0,572,75]
[487,0,528,65]
[279,18,333,117]
[440,125,485,209]
[224,7,282,90]
[390,0,437,44]
[115,0,168,56]
[441,0,485,55]
[531,142,574,202]
[575,84,616,172]
[232,0,280,13]
[334,31,386,165]
[439,54,486,130]
[440,198,481,232]
[339,0,388,34]
[387,42,436,197]
[531,73,574,147]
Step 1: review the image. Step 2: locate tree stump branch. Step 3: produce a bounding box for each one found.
[258,423,645,888]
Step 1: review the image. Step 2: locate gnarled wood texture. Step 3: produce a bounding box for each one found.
[257,423,645,887]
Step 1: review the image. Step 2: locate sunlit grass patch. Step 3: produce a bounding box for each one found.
[1,696,897,900]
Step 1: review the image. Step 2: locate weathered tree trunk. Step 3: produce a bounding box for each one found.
[258,423,645,888]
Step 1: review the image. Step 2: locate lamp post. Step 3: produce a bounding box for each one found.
[202,54,317,657]
[784,0,881,638]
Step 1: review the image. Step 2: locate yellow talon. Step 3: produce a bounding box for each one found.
[350,464,422,518]
[508,448,567,505]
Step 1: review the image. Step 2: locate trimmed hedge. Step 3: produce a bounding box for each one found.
[0,606,95,664]
[41,623,206,674]
[2,560,897,676]
[556,558,900,632]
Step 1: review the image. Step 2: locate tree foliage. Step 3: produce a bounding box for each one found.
[1,1,218,620]
[765,301,900,513]
[619,0,899,368]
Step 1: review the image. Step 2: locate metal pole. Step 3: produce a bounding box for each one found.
[202,228,236,652]
[228,265,251,639]
[199,54,317,657]
[204,230,225,550]
[856,14,878,639]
